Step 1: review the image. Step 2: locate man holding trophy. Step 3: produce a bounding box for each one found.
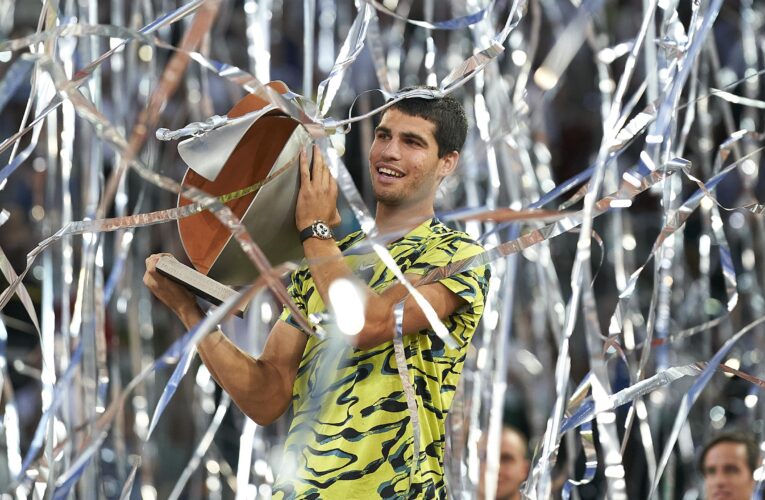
[144,88,489,498]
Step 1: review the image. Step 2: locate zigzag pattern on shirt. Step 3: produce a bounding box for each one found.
[273,219,490,499]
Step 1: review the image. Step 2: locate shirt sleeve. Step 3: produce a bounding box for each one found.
[409,233,489,296]
[408,233,491,346]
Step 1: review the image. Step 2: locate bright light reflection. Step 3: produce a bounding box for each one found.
[635,400,648,419]
[135,412,150,429]
[729,211,745,230]
[599,78,615,93]
[534,66,559,90]
[328,278,366,336]
[742,159,757,176]
[723,358,740,377]
[598,411,616,424]
[516,350,543,376]
[511,50,527,66]
[599,47,615,63]
[742,249,756,270]
[610,199,632,208]
[138,45,153,62]
[623,172,641,187]
[755,466,764,481]
[622,234,637,251]
[711,216,724,232]
[255,458,269,476]
[205,460,220,474]
[649,391,664,405]
[205,476,221,492]
[261,302,273,323]
[140,486,157,500]
[710,405,725,421]
[699,234,711,257]
[604,464,625,478]
[258,484,273,499]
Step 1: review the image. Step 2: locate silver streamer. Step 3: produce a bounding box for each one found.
[2,0,765,498]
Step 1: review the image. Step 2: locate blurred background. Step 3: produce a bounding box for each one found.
[0,0,763,498]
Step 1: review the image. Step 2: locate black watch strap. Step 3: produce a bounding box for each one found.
[299,220,334,243]
[299,225,315,243]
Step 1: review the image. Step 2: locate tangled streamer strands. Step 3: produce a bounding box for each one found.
[0,0,764,498]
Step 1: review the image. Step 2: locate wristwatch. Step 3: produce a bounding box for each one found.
[299,220,334,243]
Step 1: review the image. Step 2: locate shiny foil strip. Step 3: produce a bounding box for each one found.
[392,302,421,489]
[49,279,276,496]
[366,0,492,30]
[2,0,765,497]
[4,50,315,335]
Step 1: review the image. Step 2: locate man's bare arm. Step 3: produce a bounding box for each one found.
[303,238,464,349]
[294,146,465,349]
[144,253,305,425]
[195,321,305,424]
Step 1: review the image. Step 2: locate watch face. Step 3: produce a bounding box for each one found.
[314,222,332,239]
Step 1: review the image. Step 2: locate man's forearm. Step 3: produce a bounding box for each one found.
[302,238,397,346]
[174,303,294,424]
[302,238,358,304]
[196,330,293,425]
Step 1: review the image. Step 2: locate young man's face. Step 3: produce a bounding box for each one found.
[368,108,454,208]
[702,441,755,500]
[496,429,530,500]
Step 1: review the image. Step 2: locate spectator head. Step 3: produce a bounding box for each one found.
[479,425,531,500]
[699,431,760,500]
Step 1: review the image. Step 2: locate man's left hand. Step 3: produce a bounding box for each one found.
[295,144,341,231]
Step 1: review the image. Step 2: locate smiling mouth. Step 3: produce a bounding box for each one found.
[377,166,404,178]
[709,491,731,499]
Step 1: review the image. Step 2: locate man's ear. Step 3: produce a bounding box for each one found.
[438,151,460,178]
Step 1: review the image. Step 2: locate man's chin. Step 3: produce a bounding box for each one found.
[374,191,404,206]
[494,486,517,500]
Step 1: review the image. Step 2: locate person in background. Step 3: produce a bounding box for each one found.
[700,431,761,500]
[479,425,531,500]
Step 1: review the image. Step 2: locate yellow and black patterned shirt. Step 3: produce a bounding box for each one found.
[274,218,490,499]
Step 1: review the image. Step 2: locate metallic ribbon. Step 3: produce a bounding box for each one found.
[391,302,421,489]
[2,0,765,496]
[365,0,492,30]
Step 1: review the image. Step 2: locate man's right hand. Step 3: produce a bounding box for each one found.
[295,144,341,231]
[143,253,203,327]
[143,253,305,425]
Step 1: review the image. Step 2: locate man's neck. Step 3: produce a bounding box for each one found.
[373,201,434,238]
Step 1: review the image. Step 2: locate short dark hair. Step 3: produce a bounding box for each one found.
[699,431,761,474]
[384,86,468,158]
